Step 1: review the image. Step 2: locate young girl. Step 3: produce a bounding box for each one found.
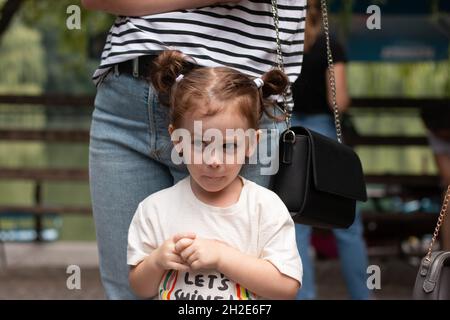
[127,51,302,300]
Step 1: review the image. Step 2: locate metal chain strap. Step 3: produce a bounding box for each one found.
[320,0,343,143]
[271,0,283,72]
[271,0,342,142]
[425,185,450,262]
[271,0,292,129]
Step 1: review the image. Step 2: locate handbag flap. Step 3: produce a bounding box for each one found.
[296,127,368,202]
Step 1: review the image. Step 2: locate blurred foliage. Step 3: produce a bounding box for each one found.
[348,61,450,98]
[0,21,45,94]
[0,0,114,94]
[20,0,113,52]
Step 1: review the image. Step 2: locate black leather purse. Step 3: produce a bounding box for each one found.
[269,0,367,228]
[413,186,450,300]
[270,127,367,228]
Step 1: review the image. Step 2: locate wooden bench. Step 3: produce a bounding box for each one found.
[0,168,90,242]
[1,95,448,253]
[0,94,93,245]
[0,129,89,142]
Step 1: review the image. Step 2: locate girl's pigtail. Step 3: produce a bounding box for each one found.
[150,50,196,106]
[260,69,289,98]
[259,69,289,121]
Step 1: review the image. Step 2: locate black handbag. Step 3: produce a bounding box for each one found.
[270,127,367,228]
[413,186,450,300]
[269,0,367,228]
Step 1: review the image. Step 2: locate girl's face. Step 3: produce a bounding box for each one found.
[169,101,259,193]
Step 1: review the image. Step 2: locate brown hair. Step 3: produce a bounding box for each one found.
[150,50,288,129]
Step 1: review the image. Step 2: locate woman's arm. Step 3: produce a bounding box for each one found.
[326,62,350,113]
[81,0,241,16]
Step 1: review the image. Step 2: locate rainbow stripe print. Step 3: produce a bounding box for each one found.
[159,270,178,300]
[235,283,256,300]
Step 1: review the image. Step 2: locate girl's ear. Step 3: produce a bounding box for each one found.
[245,129,261,158]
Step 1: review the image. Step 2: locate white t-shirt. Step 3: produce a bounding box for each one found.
[127,176,302,300]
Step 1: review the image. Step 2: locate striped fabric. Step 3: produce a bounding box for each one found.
[93,0,306,101]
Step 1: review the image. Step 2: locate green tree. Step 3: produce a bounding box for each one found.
[19,0,114,94]
[0,19,45,94]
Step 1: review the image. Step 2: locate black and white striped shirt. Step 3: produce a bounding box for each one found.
[93,0,306,96]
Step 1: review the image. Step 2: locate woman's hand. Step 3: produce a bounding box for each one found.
[175,237,227,271]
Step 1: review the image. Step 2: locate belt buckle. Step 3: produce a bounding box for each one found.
[132,58,139,78]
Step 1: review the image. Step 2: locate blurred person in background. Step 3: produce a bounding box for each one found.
[291,0,370,300]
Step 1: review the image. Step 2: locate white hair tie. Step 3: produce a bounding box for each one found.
[175,74,184,83]
[253,78,264,88]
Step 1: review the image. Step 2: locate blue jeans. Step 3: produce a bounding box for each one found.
[291,113,370,300]
[89,70,287,299]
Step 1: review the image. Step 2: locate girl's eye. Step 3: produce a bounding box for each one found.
[193,140,206,150]
[223,143,238,153]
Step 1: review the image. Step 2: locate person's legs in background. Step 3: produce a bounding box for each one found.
[295,224,316,299]
[333,208,370,299]
[291,113,369,299]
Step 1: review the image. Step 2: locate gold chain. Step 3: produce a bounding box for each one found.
[320,0,342,143]
[271,0,291,129]
[271,0,283,72]
[425,185,450,261]
[272,0,342,141]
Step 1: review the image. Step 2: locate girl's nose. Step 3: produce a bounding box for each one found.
[206,149,222,168]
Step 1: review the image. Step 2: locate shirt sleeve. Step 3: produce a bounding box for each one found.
[258,196,303,285]
[331,37,348,64]
[127,202,159,266]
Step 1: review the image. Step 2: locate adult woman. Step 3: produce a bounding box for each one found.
[82,0,306,299]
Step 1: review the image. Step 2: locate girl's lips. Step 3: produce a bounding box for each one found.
[204,176,223,179]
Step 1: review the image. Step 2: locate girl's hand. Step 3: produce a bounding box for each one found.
[153,233,196,271]
[175,237,227,271]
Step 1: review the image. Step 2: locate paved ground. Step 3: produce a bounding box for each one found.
[0,242,103,300]
[0,242,418,300]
